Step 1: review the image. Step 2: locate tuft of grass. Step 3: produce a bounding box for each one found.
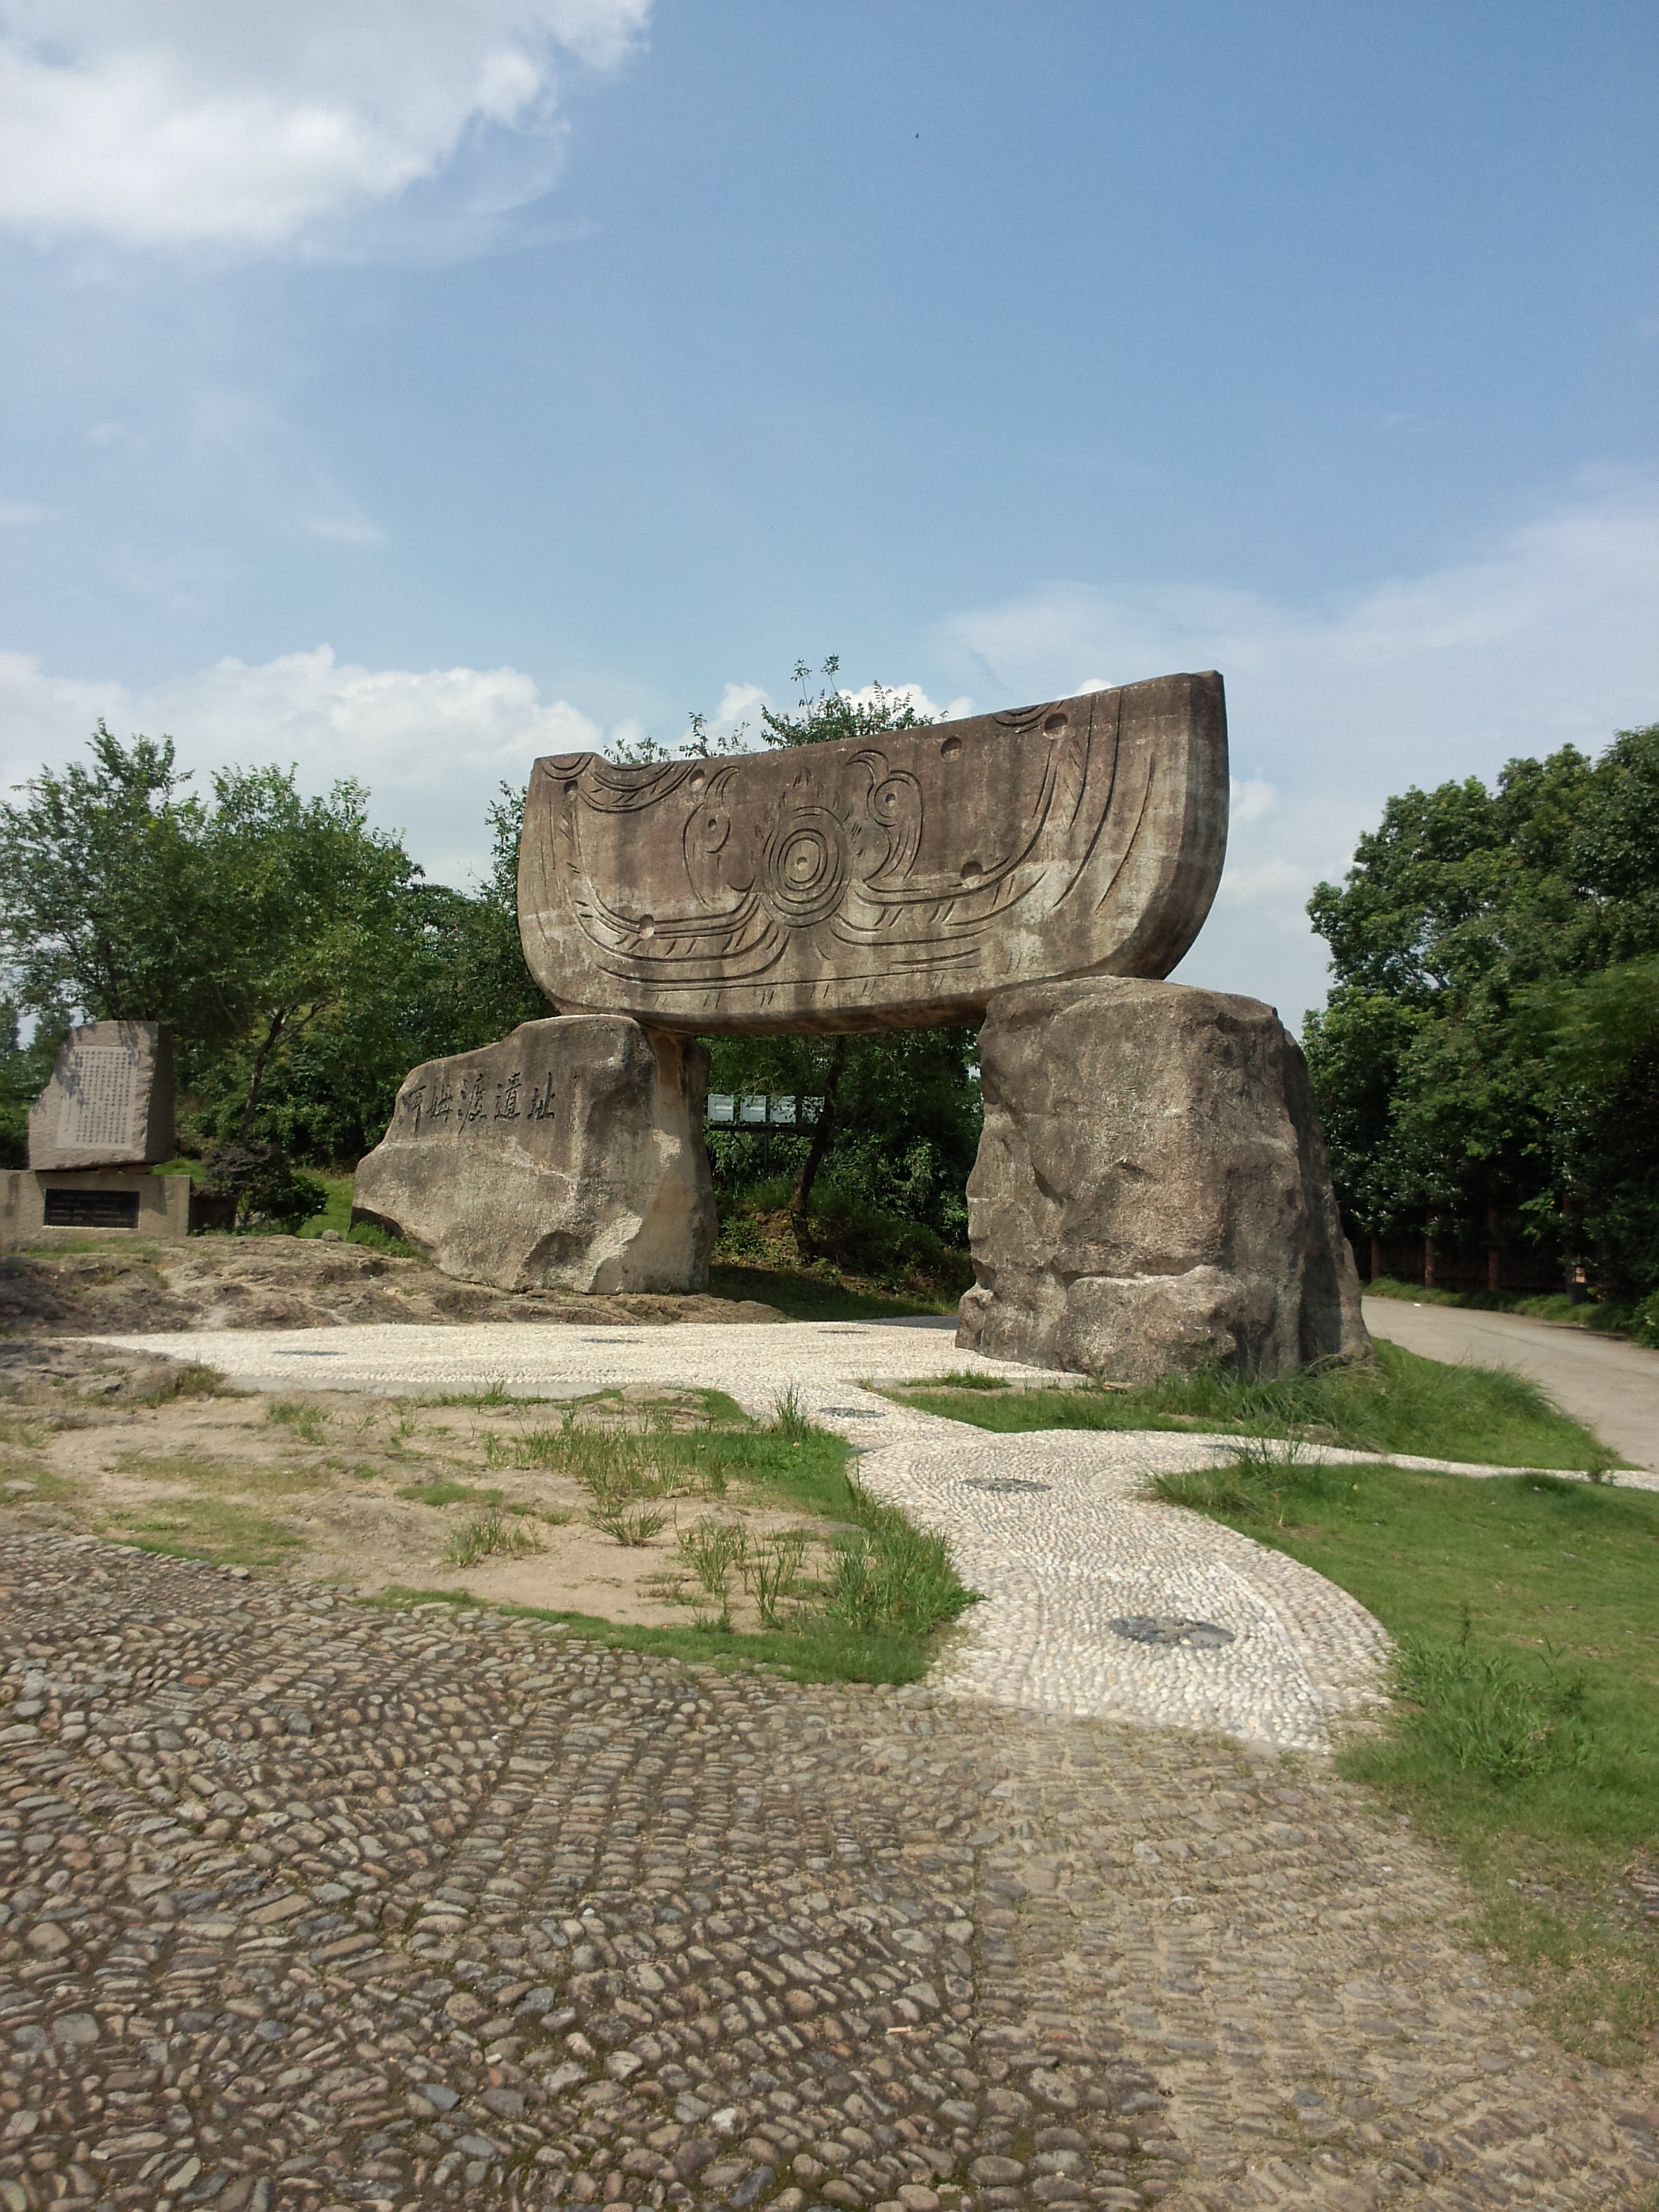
[770,1383,814,1444]
[396,1479,497,1509]
[891,1338,1620,1473]
[910,1368,1012,1391]
[744,1530,811,1630]
[266,1398,328,1446]
[590,1501,670,1547]
[446,1502,541,1567]
[679,1518,747,1597]
[1390,1611,1591,1785]
[1152,1449,1659,2057]
[825,1483,979,1638]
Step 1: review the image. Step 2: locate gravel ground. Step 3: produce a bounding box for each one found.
[4,1534,1656,2212]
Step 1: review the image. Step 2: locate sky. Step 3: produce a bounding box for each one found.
[2,0,1656,1027]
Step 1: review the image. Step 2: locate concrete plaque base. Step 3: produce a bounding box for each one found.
[1,1168,192,1240]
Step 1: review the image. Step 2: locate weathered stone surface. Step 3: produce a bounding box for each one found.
[0,1167,191,1240]
[352,1016,716,1293]
[957,978,1370,1380]
[26,1019,174,1168]
[518,674,1227,1035]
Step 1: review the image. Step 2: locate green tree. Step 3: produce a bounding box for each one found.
[1304,723,1659,1295]
[0,724,226,1040]
[0,727,552,1173]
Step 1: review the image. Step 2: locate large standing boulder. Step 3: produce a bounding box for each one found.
[957,977,1370,1380]
[352,1017,716,1294]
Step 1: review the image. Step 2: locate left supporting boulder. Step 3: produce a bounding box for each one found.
[352,1016,716,1294]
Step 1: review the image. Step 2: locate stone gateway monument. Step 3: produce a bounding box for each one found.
[355,670,1368,1374]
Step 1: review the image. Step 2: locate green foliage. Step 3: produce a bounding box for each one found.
[1305,722,1659,1296]
[891,1338,1620,1472]
[199,1138,327,1231]
[0,729,548,1173]
[1154,1450,1659,2054]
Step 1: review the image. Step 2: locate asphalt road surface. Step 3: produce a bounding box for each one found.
[1361,1296,1659,1472]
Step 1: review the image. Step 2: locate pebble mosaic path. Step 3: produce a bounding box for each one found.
[85,1320,1646,1759]
[4,1535,1656,2212]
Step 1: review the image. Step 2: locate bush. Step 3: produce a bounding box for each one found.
[199,1138,327,1231]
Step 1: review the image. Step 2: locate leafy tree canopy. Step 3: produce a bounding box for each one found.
[1305,722,1659,1294]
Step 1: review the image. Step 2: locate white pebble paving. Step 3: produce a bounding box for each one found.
[83,1314,1635,1755]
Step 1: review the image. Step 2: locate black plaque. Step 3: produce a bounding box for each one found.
[43,1187,142,1229]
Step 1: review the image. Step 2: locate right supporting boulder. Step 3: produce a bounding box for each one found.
[957,977,1371,1381]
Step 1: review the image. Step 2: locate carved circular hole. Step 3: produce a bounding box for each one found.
[1043,711,1068,736]
[939,734,962,759]
[960,857,983,881]
[563,778,579,796]
[688,769,705,794]
[638,915,656,939]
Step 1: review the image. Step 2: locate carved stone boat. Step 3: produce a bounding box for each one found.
[517,670,1228,1034]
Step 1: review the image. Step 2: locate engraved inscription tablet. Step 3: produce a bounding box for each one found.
[56,1049,138,1155]
[28,1019,175,1170]
[517,671,1228,1034]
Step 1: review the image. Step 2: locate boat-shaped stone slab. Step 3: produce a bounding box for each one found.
[518,670,1228,1034]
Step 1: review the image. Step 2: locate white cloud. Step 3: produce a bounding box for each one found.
[0,0,649,250]
[936,481,1659,1023]
[304,513,388,549]
[0,497,49,526]
[1229,777,1275,823]
[0,643,609,888]
[836,680,975,726]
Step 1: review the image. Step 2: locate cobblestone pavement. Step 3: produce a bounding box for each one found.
[3,1534,1656,2212]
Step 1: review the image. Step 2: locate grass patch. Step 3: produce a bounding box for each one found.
[0,1469,70,1508]
[106,1494,301,1567]
[361,1583,955,1687]
[889,1338,1620,1473]
[370,1395,976,1683]
[1149,1447,1659,2060]
[266,1398,328,1446]
[114,1448,325,1498]
[446,1501,541,1566]
[396,1479,499,1508]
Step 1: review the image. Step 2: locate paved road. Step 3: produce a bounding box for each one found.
[5,1531,1656,2211]
[1362,1296,1659,1471]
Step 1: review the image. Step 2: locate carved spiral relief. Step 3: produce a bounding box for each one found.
[518,676,1229,1033]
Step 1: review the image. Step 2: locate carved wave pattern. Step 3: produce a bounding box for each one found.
[540,689,1154,1000]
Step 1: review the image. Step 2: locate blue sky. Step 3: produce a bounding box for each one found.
[3,1,1656,1025]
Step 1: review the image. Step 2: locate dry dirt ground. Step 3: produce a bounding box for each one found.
[0,1336,836,1633]
[0,1238,786,1340]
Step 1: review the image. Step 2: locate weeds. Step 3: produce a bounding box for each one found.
[446,1502,541,1567]
[134,1362,225,1406]
[745,1530,811,1629]
[266,1399,327,1446]
[1391,1611,1591,1784]
[771,1384,814,1444]
[826,1483,977,1637]
[398,1479,495,1508]
[591,1502,670,1547]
